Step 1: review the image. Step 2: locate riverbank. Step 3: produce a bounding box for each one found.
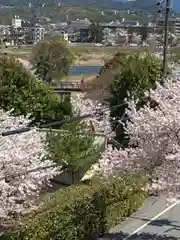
[0,46,115,66]
[18,58,100,82]
[74,53,111,66]
[0,45,149,66]
[67,75,96,82]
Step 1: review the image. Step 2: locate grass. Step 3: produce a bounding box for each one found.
[0,46,33,60]
[0,44,148,56]
[72,46,146,55]
[0,45,151,69]
[0,45,127,65]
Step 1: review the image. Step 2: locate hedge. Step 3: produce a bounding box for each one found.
[3,175,146,240]
[0,56,72,125]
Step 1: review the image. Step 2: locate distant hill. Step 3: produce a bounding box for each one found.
[61,0,158,11]
[0,0,158,12]
[2,0,180,13]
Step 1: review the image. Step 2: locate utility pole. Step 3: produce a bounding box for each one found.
[162,0,170,77]
[157,0,172,78]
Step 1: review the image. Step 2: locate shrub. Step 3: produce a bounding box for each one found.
[0,56,72,125]
[3,175,146,240]
[46,122,101,184]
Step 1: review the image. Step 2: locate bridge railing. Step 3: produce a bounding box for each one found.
[57,82,82,89]
[53,80,89,92]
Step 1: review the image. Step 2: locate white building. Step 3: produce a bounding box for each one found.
[25,24,45,44]
[31,25,45,44]
[158,18,180,36]
[62,32,68,41]
[12,16,22,28]
[121,19,140,27]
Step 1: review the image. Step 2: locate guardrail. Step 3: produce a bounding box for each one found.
[52,81,88,93]
[57,81,82,89]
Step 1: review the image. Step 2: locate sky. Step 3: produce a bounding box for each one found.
[173,0,180,12]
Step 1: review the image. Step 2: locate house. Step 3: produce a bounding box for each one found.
[157,18,180,36]
[70,18,91,30]
[121,19,140,27]
[102,27,128,46]
[12,15,22,28]
[69,19,91,42]
[25,25,45,44]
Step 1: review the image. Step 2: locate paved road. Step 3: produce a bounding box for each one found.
[101,194,180,239]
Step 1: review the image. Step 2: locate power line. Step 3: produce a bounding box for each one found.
[1,99,143,138]
[0,104,131,181]
[1,114,92,136]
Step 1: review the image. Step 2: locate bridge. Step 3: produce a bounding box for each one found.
[53,81,84,93]
[52,80,87,100]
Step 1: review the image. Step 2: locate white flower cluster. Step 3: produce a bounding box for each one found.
[71,94,114,137]
[0,109,60,223]
[0,94,113,224]
[5,74,180,222]
[99,77,180,202]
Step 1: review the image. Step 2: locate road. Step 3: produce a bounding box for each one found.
[100,194,180,239]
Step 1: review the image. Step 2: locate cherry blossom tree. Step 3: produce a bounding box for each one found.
[0,109,61,226]
[99,77,180,202]
[0,93,112,225]
[71,94,114,137]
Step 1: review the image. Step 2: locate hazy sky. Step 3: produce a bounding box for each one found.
[173,0,180,12]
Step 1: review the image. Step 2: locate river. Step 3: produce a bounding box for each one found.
[69,66,101,76]
[18,59,102,78]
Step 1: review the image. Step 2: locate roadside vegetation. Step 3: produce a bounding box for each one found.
[1,39,180,239]
[3,175,146,240]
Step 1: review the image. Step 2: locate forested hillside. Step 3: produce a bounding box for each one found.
[1,0,158,12]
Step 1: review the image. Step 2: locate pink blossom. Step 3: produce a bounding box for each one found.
[99,77,180,202]
[71,94,114,136]
[0,109,60,224]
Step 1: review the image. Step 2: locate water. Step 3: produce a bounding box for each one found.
[69,65,101,76]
